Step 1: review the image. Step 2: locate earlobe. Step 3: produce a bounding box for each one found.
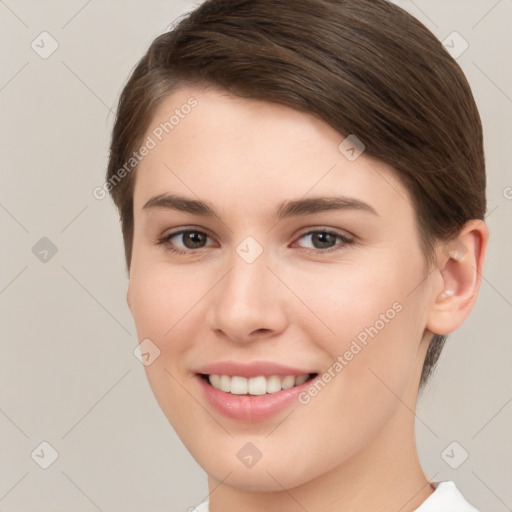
[426,220,489,335]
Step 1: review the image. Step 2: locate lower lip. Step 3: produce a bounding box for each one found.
[196,375,313,422]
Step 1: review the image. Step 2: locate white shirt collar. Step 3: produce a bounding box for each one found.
[193,480,479,512]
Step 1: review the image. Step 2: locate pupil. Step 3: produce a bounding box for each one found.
[184,231,205,249]
[313,232,335,249]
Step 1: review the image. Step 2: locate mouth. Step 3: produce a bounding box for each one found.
[194,361,320,421]
[198,372,318,395]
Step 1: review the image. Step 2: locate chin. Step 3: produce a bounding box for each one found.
[197,450,320,492]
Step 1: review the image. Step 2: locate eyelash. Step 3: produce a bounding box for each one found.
[155,228,354,256]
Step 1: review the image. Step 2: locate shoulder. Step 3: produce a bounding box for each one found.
[190,499,209,512]
[413,481,480,511]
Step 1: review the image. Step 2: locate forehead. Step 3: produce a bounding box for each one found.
[132,85,413,221]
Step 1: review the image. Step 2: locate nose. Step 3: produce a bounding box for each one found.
[206,249,289,344]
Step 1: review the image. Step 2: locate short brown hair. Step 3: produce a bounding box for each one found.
[106,0,486,390]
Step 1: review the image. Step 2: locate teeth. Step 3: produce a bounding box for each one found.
[266,375,281,394]
[231,376,248,395]
[294,374,308,386]
[248,376,267,395]
[281,375,295,389]
[219,375,231,393]
[207,373,311,395]
[209,374,221,388]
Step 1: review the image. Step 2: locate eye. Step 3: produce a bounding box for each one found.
[156,229,214,254]
[293,229,353,252]
[155,227,354,255]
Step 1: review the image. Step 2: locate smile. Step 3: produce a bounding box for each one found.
[201,373,316,395]
[195,362,319,422]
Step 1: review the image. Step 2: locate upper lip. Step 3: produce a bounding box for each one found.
[196,361,317,378]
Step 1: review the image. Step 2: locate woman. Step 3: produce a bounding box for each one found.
[106,0,488,510]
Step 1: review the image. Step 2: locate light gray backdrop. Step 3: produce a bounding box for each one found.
[1,0,511,511]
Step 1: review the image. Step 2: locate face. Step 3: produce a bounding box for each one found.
[127,85,438,491]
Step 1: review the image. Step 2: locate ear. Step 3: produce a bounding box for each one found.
[426,219,489,335]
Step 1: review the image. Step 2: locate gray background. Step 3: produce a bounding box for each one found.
[0,0,511,510]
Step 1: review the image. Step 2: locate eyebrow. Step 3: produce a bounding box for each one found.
[142,193,379,219]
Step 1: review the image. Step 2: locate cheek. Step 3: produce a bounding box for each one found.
[291,258,422,388]
[128,263,197,341]
[127,267,200,425]
[287,259,404,339]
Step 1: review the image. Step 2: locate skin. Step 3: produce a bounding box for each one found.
[126,85,488,512]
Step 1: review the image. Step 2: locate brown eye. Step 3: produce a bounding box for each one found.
[295,230,353,252]
[158,229,213,254]
[178,231,209,249]
[310,232,338,249]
